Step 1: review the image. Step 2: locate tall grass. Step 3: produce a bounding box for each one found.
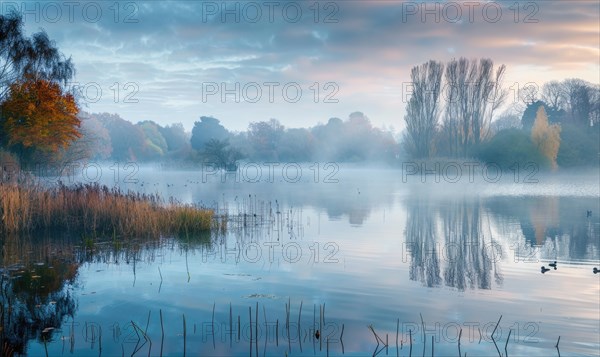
[0,182,217,238]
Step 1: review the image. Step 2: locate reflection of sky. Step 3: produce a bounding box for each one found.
[23,167,600,356]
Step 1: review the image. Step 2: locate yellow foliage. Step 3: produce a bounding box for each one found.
[531,106,561,169]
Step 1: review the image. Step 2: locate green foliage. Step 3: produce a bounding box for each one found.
[201,139,241,170]
[191,116,229,151]
[96,113,146,161]
[137,120,168,158]
[476,129,549,170]
[1,12,75,101]
[557,123,600,167]
[159,123,187,152]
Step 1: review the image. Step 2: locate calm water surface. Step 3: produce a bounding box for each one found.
[2,164,599,356]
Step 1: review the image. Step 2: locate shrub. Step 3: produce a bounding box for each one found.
[557,123,600,167]
[476,129,549,170]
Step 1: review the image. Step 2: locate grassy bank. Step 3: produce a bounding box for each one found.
[0,182,219,238]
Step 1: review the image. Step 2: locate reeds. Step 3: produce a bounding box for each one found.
[0,182,217,238]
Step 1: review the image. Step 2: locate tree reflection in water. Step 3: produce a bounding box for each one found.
[1,244,79,356]
[405,198,502,290]
[405,195,600,290]
[0,231,214,356]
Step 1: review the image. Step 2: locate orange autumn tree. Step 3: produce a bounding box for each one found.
[531,106,561,170]
[0,76,81,163]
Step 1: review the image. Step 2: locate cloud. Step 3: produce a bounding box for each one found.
[11,0,599,131]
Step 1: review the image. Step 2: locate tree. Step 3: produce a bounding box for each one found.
[137,120,168,158]
[476,128,548,170]
[202,138,242,170]
[490,111,521,133]
[1,12,74,101]
[57,112,112,164]
[247,119,284,160]
[556,123,600,168]
[442,58,507,156]
[190,116,229,151]
[403,60,444,158]
[278,128,314,161]
[311,118,344,160]
[559,79,599,126]
[0,77,80,164]
[541,81,565,111]
[80,113,112,160]
[96,113,146,161]
[521,100,564,131]
[338,112,374,160]
[531,106,561,169]
[159,123,187,152]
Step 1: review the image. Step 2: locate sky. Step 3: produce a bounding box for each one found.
[5,0,599,132]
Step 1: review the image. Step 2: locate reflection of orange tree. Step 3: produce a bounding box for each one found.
[528,197,559,246]
[1,258,79,356]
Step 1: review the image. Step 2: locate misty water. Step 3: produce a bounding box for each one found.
[2,164,599,356]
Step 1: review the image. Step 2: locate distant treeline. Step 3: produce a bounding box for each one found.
[69,111,399,167]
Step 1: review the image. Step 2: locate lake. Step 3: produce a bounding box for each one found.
[2,163,599,356]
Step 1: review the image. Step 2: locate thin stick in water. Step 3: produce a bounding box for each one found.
[420,313,426,357]
[458,328,462,357]
[263,305,268,357]
[183,314,187,357]
[409,329,413,357]
[212,302,216,349]
[319,304,323,351]
[256,302,259,357]
[298,300,303,353]
[505,329,512,357]
[159,309,164,357]
[396,318,400,357]
[491,315,503,357]
[340,324,345,354]
[249,306,253,357]
[145,310,151,335]
[492,315,503,338]
[431,335,433,357]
